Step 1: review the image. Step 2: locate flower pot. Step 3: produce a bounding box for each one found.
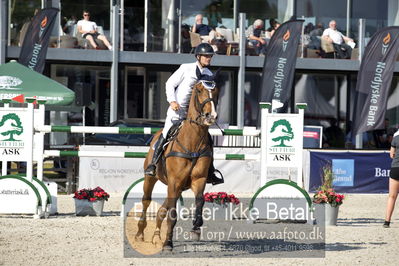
[325,204,339,226]
[74,199,104,216]
[314,203,340,226]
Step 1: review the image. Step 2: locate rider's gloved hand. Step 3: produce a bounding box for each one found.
[170,101,180,111]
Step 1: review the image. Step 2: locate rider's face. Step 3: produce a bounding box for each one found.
[198,54,213,67]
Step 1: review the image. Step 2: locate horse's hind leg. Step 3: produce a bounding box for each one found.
[135,175,157,241]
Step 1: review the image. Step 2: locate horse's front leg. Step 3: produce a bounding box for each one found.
[151,198,168,247]
[190,176,207,241]
[162,184,182,252]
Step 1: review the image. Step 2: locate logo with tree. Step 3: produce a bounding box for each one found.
[270,119,294,147]
[0,113,24,141]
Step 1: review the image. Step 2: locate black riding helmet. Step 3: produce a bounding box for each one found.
[194,43,215,57]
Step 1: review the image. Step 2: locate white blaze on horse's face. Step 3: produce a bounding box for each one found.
[205,90,217,125]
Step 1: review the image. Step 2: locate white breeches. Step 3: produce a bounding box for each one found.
[162,107,187,138]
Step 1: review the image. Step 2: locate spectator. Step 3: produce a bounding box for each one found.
[77,10,112,50]
[304,22,314,34]
[206,3,222,29]
[62,15,77,35]
[265,18,278,38]
[373,118,394,149]
[246,19,267,56]
[323,118,345,148]
[181,23,191,53]
[308,22,324,49]
[192,14,220,51]
[270,22,281,37]
[322,20,354,59]
[192,14,217,40]
[266,18,277,32]
[383,129,399,228]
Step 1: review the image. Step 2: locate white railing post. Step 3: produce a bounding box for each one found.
[25,99,35,181]
[296,103,307,188]
[260,102,271,187]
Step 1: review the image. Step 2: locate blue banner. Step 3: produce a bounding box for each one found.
[309,151,391,193]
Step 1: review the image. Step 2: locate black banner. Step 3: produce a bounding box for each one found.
[352,27,399,135]
[259,20,304,114]
[18,8,59,73]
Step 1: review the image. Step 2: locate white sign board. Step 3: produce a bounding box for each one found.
[0,107,33,161]
[265,112,304,186]
[0,178,40,214]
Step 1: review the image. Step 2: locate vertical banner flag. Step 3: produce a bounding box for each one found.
[259,19,304,115]
[18,8,59,73]
[352,27,399,135]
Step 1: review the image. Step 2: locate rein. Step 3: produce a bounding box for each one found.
[165,85,214,162]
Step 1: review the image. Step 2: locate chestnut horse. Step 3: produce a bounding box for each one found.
[135,69,220,251]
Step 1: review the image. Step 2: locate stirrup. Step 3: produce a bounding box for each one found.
[144,164,156,176]
[207,169,224,185]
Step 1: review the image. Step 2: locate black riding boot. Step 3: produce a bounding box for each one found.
[206,133,224,185]
[206,160,224,185]
[144,135,167,176]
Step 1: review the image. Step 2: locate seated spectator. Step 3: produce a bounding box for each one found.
[62,15,77,35]
[266,18,277,33]
[192,14,220,52]
[270,22,281,37]
[206,3,222,29]
[246,19,267,56]
[322,20,355,59]
[181,23,192,53]
[192,14,218,41]
[308,22,324,50]
[77,10,112,50]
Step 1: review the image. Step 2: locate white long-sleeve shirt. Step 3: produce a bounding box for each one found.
[161,61,213,137]
[165,62,213,110]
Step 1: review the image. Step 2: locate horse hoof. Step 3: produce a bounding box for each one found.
[190,231,201,241]
[162,241,173,252]
[135,234,144,242]
[152,233,162,246]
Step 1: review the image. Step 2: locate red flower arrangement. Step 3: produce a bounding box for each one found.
[313,188,345,207]
[313,165,345,207]
[73,186,110,202]
[204,192,240,206]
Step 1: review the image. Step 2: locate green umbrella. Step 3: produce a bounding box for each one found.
[0,61,75,105]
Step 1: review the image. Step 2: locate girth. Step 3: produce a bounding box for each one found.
[165,137,212,165]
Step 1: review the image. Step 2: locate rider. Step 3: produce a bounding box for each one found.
[144,43,223,185]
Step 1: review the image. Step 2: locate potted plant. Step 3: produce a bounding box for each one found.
[204,192,240,207]
[313,165,345,226]
[73,186,110,216]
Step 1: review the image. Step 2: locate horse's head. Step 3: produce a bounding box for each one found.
[188,67,220,126]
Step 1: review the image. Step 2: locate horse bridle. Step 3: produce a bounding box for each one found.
[192,81,216,124]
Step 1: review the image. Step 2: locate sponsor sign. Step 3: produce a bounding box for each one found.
[265,114,303,177]
[18,8,59,73]
[310,151,390,193]
[0,178,39,214]
[0,109,32,161]
[332,159,354,187]
[303,125,323,148]
[259,20,304,114]
[352,27,399,135]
